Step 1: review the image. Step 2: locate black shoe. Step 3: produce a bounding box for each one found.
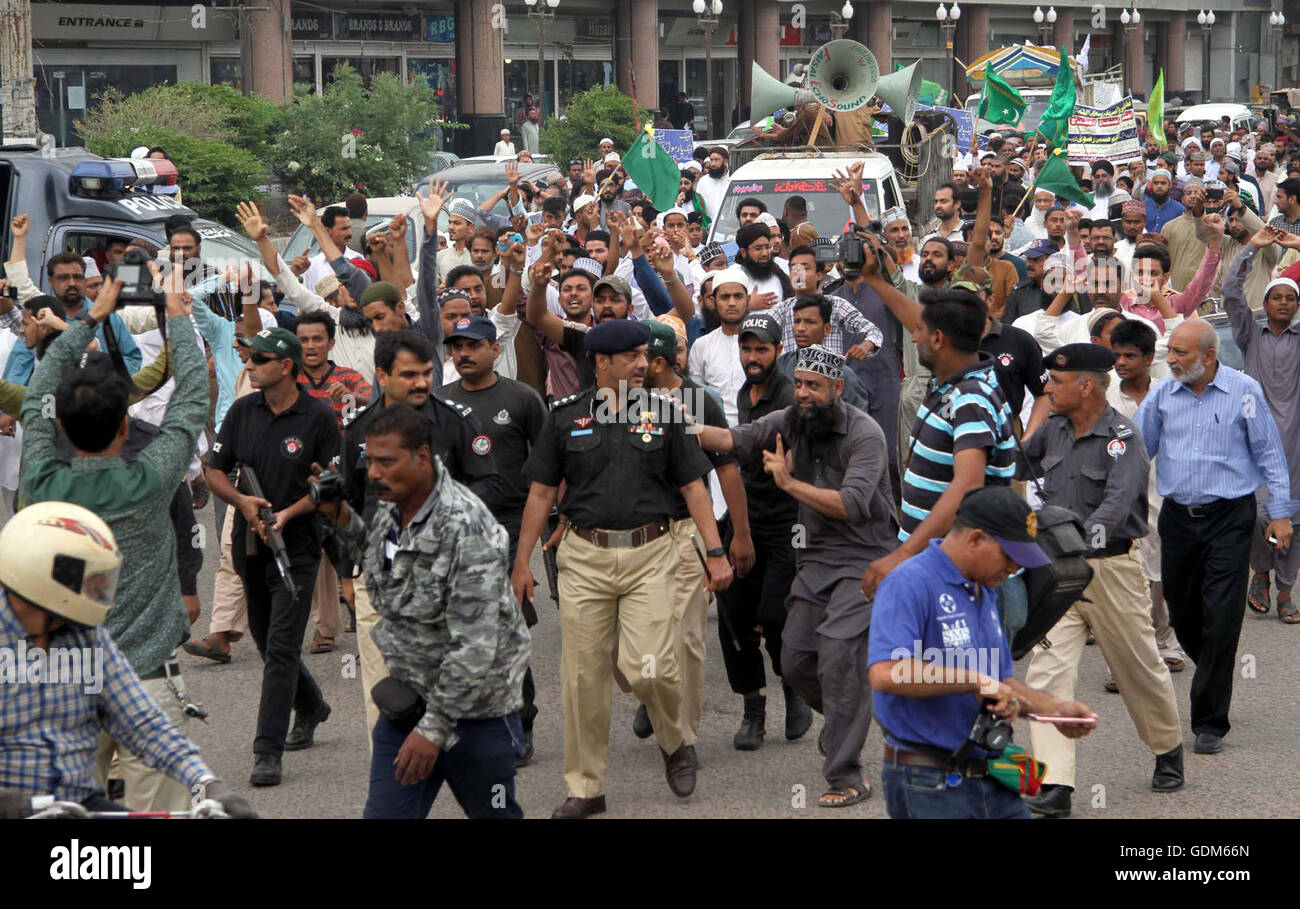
[684,744,699,770]
[1194,732,1224,754]
[783,683,813,741]
[515,729,535,768]
[632,703,654,739]
[733,694,766,751]
[284,702,331,751]
[1152,745,1185,791]
[552,795,606,819]
[250,753,282,787]
[1025,784,1072,818]
[106,779,125,802]
[662,745,697,798]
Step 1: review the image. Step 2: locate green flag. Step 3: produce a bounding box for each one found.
[1034,46,1076,147]
[622,128,681,211]
[1034,147,1094,208]
[978,68,1027,126]
[908,64,947,106]
[1148,69,1167,149]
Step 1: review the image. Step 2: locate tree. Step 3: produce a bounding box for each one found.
[270,65,444,203]
[539,85,653,170]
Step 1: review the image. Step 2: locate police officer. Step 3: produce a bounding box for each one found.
[868,487,1099,819]
[205,326,340,787]
[342,329,503,743]
[512,319,732,819]
[1020,343,1185,818]
[692,345,895,809]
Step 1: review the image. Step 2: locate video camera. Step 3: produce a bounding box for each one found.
[109,247,162,306]
[816,223,884,271]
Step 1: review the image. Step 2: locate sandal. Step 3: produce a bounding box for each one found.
[1277,587,1300,624]
[1163,657,1186,673]
[310,632,335,654]
[1248,573,1272,614]
[818,781,871,808]
[817,727,827,756]
[182,634,231,664]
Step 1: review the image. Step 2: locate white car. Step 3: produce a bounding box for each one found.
[1176,103,1253,133]
[705,151,906,248]
[281,196,425,268]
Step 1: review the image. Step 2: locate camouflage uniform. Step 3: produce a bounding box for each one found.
[337,456,531,750]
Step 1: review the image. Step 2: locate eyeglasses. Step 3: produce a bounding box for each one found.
[248,352,283,366]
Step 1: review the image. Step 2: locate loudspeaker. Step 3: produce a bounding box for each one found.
[805,39,880,112]
[875,61,922,124]
[751,62,815,121]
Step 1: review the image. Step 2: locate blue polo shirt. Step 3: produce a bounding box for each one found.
[869,539,1012,754]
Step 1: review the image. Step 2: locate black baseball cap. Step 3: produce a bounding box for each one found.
[955,487,1051,568]
[445,315,497,343]
[739,313,781,345]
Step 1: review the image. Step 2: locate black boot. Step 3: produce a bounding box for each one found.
[1152,745,1185,791]
[632,703,654,739]
[783,683,813,741]
[733,695,766,751]
[1025,783,1072,818]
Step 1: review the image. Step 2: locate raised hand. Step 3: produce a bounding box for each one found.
[417,177,450,227]
[286,194,319,227]
[388,213,409,242]
[235,201,268,242]
[9,214,29,239]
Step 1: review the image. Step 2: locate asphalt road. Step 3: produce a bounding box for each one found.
[171,498,1300,819]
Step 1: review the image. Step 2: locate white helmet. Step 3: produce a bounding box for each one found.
[0,502,120,627]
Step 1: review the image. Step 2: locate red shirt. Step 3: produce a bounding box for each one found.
[298,362,372,431]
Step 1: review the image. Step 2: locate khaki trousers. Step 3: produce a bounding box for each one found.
[94,674,193,811]
[209,506,248,638]
[354,574,385,749]
[612,519,708,746]
[557,530,682,798]
[308,555,341,641]
[1026,550,1183,788]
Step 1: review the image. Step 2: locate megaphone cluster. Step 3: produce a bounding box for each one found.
[751,40,922,127]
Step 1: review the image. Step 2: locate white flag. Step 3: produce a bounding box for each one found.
[1078,34,1092,75]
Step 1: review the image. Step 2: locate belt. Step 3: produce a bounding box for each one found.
[1087,539,1132,558]
[139,657,181,681]
[883,743,987,777]
[1166,494,1254,520]
[570,520,670,549]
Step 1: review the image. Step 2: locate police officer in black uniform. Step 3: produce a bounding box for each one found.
[205,326,340,788]
[1020,343,1184,817]
[511,319,733,819]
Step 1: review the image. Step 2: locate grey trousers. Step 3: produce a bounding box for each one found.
[1250,506,1300,589]
[781,596,873,790]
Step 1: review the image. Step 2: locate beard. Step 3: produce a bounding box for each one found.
[740,255,776,280]
[707,164,727,179]
[919,261,945,285]
[794,399,840,442]
[1171,358,1206,385]
[1150,190,1169,204]
[701,305,722,332]
[743,359,776,386]
[339,305,371,336]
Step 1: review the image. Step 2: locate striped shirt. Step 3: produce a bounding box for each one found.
[298,362,372,431]
[1134,364,1296,520]
[762,296,884,356]
[0,591,212,801]
[900,356,1017,541]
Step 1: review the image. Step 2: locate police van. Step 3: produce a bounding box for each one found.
[0,145,267,292]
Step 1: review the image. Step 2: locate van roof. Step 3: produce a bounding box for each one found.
[1176,103,1252,124]
[729,150,896,180]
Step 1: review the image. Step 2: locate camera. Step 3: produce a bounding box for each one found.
[309,470,346,505]
[110,247,160,306]
[0,284,17,301]
[967,699,1013,753]
[838,234,866,270]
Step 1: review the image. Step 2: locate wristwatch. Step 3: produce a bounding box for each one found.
[77,313,97,330]
[705,546,726,558]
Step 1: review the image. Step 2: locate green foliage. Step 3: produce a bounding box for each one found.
[84,127,265,226]
[167,82,282,159]
[77,84,236,145]
[270,65,445,202]
[539,85,653,168]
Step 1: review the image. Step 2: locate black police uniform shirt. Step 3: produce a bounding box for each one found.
[735,367,798,532]
[560,325,597,392]
[440,375,548,527]
[209,386,340,552]
[342,390,501,525]
[524,386,713,531]
[979,320,1047,417]
[1019,405,1151,549]
[668,377,735,521]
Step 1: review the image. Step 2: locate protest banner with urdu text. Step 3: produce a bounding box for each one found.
[1067,97,1142,166]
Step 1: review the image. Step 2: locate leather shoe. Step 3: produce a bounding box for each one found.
[250,753,282,787]
[1152,745,1185,791]
[514,729,535,768]
[1025,783,1072,817]
[284,702,330,751]
[733,694,766,751]
[662,745,697,798]
[1194,732,1224,754]
[551,795,606,819]
[632,703,654,739]
[783,683,813,741]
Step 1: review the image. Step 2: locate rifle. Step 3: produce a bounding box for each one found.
[237,463,301,601]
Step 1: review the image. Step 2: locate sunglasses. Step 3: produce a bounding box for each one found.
[248,352,284,366]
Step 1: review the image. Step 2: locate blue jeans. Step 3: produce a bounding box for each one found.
[364,714,523,819]
[882,762,1031,819]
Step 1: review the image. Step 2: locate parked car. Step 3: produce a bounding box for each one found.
[412,160,561,232]
[280,196,424,268]
[427,150,461,175]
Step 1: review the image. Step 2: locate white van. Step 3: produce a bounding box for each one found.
[1176,103,1254,133]
[705,151,905,247]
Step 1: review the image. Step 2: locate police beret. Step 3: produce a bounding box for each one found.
[585,319,651,354]
[360,281,403,307]
[1043,343,1116,372]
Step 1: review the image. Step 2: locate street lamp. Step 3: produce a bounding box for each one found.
[1121,7,1141,96]
[1196,9,1214,102]
[524,0,559,123]
[936,3,961,103]
[1033,6,1057,46]
[1269,10,1285,93]
[693,0,722,137]
[830,1,854,39]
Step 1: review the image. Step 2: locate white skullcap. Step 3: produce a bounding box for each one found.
[756,212,780,230]
[600,137,614,145]
[572,194,597,214]
[712,265,753,296]
[1264,277,1300,299]
[82,256,101,280]
[130,146,149,159]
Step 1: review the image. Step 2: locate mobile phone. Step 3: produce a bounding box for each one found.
[1027,714,1097,726]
